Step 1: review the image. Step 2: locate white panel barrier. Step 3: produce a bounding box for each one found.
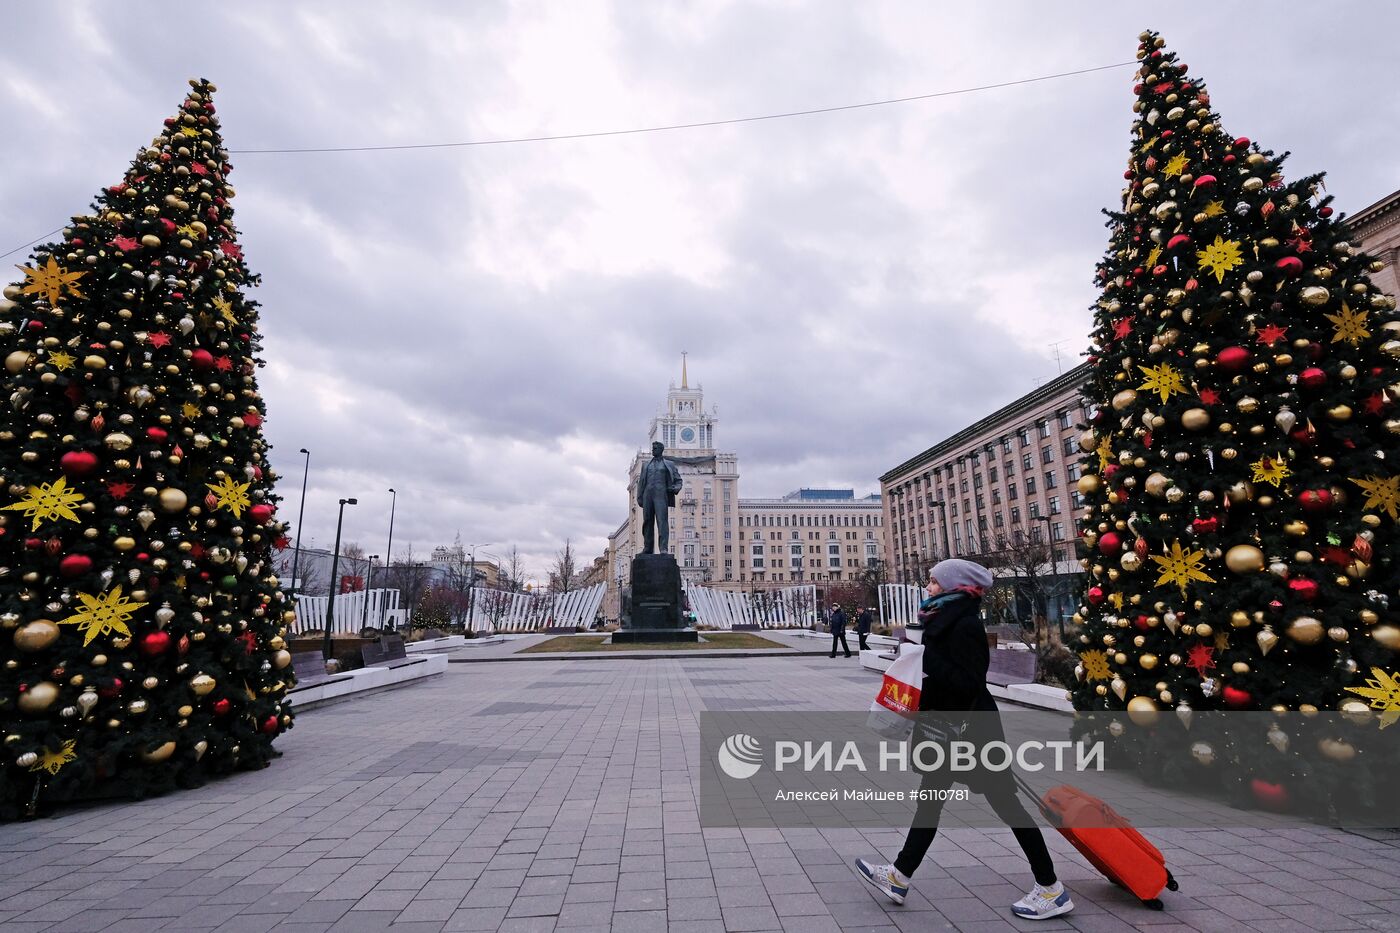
[683,584,817,629]
[878,584,925,627]
[463,583,607,633]
[293,588,401,634]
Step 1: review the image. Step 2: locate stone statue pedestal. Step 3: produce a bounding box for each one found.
[614,554,699,643]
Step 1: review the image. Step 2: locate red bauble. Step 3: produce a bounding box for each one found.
[1098,532,1123,556]
[213,698,232,715]
[1216,346,1250,373]
[1134,614,1151,631]
[60,450,100,477]
[1134,537,1149,558]
[1318,206,1333,218]
[59,554,94,578]
[1087,586,1106,606]
[1191,516,1219,535]
[178,635,191,655]
[1250,778,1290,812]
[1299,488,1334,512]
[1233,136,1250,149]
[1103,464,1121,481]
[1167,233,1192,250]
[249,503,275,525]
[190,349,216,371]
[146,426,168,442]
[1222,685,1253,709]
[1192,174,1216,188]
[98,677,123,698]
[262,715,280,734]
[1299,367,1326,389]
[1275,256,1303,277]
[1287,578,1319,602]
[140,631,172,656]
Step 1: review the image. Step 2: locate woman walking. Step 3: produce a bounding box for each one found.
[855,558,1073,920]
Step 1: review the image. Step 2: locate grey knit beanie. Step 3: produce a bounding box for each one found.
[930,558,993,594]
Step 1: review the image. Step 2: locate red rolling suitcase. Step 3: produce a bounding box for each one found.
[1016,776,1179,910]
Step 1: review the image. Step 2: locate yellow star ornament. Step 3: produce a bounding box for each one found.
[1346,667,1400,729]
[1250,455,1290,488]
[179,125,200,137]
[1196,236,1244,283]
[1163,153,1189,177]
[1325,303,1370,346]
[1150,540,1216,595]
[212,295,238,326]
[1202,200,1225,218]
[3,476,86,531]
[17,257,85,307]
[47,350,76,372]
[1351,475,1400,521]
[207,474,251,518]
[30,739,78,776]
[1138,363,1188,403]
[1095,435,1115,473]
[1081,650,1112,682]
[59,586,147,646]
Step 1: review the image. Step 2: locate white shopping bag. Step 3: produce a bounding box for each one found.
[866,643,923,741]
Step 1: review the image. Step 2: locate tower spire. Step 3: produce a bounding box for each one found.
[681,351,688,389]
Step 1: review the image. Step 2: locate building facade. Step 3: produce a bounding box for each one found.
[736,489,883,587]
[879,364,1091,597]
[1350,187,1399,300]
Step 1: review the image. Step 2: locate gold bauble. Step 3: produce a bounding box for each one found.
[1139,653,1158,670]
[1340,699,1373,725]
[1077,474,1101,496]
[1144,472,1171,497]
[1224,544,1265,573]
[1120,552,1142,572]
[1195,623,1213,638]
[141,741,176,762]
[1370,624,1400,650]
[1327,404,1353,422]
[273,649,292,669]
[1111,389,1138,411]
[18,681,60,713]
[1127,696,1159,727]
[1079,430,1097,452]
[5,350,34,374]
[1283,520,1309,536]
[1318,738,1356,762]
[114,536,136,551]
[1191,742,1215,765]
[1286,617,1324,645]
[1180,408,1210,430]
[1225,481,1254,504]
[158,488,188,512]
[13,619,60,652]
[190,673,216,696]
[1230,611,1250,628]
[177,705,194,717]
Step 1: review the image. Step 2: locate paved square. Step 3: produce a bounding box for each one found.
[2,656,1399,932]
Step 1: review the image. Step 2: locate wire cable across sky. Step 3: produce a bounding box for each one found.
[2,60,1135,260]
[229,61,1136,154]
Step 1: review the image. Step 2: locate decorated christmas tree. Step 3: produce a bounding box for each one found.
[0,79,295,817]
[1073,31,1400,806]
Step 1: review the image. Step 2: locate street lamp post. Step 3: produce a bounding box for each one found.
[359,554,380,631]
[289,448,310,598]
[1034,514,1063,639]
[929,499,950,563]
[322,497,358,662]
[381,488,396,631]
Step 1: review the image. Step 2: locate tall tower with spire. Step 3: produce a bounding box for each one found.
[650,352,717,451]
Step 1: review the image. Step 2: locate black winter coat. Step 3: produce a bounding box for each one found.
[917,594,997,714]
[856,610,873,634]
[829,608,848,631]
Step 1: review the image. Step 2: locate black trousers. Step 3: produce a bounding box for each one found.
[894,762,1056,885]
[830,629,850,657]
[858,632,870,650]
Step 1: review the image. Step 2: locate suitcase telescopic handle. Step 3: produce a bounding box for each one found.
[1013,772,1062,827]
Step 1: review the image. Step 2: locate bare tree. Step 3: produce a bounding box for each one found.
[982,525,1080,685]
[383,543,432,623]
[500,546,527,593]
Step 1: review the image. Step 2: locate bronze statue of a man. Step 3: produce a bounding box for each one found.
[637,440,683,554]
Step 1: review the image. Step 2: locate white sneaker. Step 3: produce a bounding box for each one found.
[854,858,908,905]
[1011,882,1074,920]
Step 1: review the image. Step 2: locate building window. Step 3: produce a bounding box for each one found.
[1052,521,1066,541]
[1022,453,1033,471]
[1008,482,1018,501]
[1019,428,1031,447]
[960,478,969,493]
[992,488,1002,505]
[1059,410,1074,430]
[1063,437,1078,457]
[1049,496,1062,514]
[1010,507,1021,525]
[1001,436,1012,454]
[1039,420,1052,438]
[1067,462,1081,481]
[1041,445,1054,465]
[1025,476,1037,494]
[988,466,998,482]
[1044,471,1058,489]
[752,558,765,569]
[1029,501,1042,518]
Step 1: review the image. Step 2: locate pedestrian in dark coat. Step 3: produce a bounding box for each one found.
[828,604,850,658]
[856,559,1073,920]
[856,607,873,651]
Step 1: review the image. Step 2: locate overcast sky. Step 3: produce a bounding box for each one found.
[4,2,1398,580]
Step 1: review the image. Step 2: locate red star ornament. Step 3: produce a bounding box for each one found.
[111,235,140,251]
[107,482,134,499]
[274,535,291,550]
[218,241,242,259]
[1112,316,1135,341]
[1364,393,1388,416]
[149,332,172,348]
[1186,643,1216,676]
[191,163,208,175]
[1257,324,1288,346]
[242,412,263,428]
[1198,388,1220,406]
[214,355,233,372]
